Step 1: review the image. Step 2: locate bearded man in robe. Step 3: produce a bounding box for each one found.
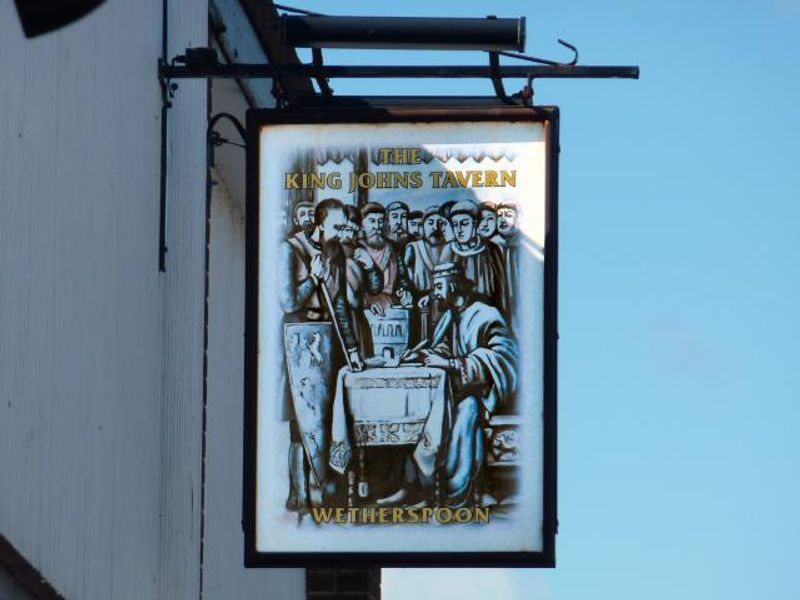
[386,200,410,245]
[359,202,412,310]
[403,206,447,304]
[402,206,448,343]
[438,200,509,316]
[403,262,518,506]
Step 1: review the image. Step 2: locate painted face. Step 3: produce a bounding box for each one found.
[432,277,453,303]
[441,218,454,242]
[339,220,359,244]
[451,214,477,245]
[478,210,497,238]
[423,215,441,241]
[388,208,408,235]
[294,205,314,230]
[361,212,385,245]
[497,207,518,235]
[319,207,347,243]
[407,218,422,237]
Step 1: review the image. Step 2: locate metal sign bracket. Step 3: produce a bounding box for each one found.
[155,42,637,269]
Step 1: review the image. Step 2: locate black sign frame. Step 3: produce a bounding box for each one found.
[244,104,558,568]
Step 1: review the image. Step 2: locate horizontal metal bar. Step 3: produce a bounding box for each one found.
[281,15,525,51]
[160,63,639,80]
[290,95,535,108]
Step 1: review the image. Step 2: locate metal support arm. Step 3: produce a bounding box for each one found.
[159,62,639,81]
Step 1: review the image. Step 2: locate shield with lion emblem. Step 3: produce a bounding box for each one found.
[284,321,336,485]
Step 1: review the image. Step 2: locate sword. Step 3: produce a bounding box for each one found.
[317,271,355,371]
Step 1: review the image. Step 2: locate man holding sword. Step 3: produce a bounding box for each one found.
[280,198,365,513]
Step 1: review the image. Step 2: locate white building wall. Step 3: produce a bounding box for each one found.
[157,0,209,597]
[0,1,303,598]
[201,25,304,593]
[205,170,305,598]
[0,3,165,598]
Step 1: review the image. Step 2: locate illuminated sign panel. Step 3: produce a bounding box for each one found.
[244,106,557,567]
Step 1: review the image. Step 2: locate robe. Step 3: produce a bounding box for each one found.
[429,300,517,414]
[403,239,445,299]
[403,239,446,343]
[493,233,519,318]
[360,239,410,310]
[415,299,518,503]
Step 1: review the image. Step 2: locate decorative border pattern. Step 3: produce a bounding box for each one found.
[349,376,441,390]
[353,421,427,446]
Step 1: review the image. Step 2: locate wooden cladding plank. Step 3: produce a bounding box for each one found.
[156,0,209,599]
[0,2,164,599]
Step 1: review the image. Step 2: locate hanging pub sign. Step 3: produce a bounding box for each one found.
[244,106,558,567]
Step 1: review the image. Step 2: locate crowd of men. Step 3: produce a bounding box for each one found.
[278,195,521,510]
[281,197,520,353]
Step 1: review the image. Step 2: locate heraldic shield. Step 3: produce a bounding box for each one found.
[284,322,336,486]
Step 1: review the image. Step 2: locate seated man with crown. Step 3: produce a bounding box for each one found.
[403,262,518,506]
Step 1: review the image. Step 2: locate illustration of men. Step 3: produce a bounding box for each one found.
[386,200,410,245]
[280,197,365,511]
[438,200,509,315]
[340,204,384,355]
[359,202,412,310]
[283,199,365,368]
[406,210,423,241]
[404,262,517,505]
[477,201,498,240]
[289,199,314,235]
[495,201,520,310]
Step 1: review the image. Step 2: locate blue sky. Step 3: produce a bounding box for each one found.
[296,1,800,597]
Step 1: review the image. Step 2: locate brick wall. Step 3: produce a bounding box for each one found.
[306,568,381,600]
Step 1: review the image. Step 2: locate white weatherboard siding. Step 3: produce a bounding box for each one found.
[157,0,209,597]
[1,1,303,596]
[202,37,303,590]
[0,1,165,598]
[206,169,306,598]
